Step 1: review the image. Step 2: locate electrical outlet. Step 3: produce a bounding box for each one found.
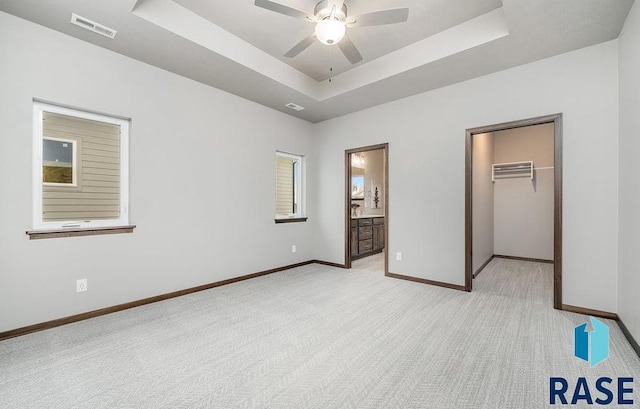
[396,252,402,261]
[76,278,87,292]
[292,245,297,253]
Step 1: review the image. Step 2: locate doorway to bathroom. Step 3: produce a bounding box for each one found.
[345,143,389,273]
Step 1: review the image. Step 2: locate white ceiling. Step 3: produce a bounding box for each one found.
[0,0,634,122]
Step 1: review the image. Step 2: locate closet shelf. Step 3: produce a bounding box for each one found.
[492,161,533,182]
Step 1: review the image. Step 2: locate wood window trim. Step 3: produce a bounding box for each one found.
[274,217,308,224]
[26,225,136,240]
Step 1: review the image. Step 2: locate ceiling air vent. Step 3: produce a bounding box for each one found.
[285,103,305,111]
[70,13,117,39]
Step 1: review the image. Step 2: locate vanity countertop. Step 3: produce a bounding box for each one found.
[351,215,384,219]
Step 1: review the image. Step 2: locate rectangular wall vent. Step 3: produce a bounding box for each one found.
[71,13,117,39]
[285,103,305,111]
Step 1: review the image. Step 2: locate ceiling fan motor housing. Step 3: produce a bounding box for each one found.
[314,0,348,21]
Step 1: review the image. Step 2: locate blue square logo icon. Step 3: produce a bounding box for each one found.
[574,317,609,367]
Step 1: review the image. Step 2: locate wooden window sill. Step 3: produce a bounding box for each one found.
[26,225,136,240]
[274,217,308,224]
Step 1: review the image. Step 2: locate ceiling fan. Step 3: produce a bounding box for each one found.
[254,0,410,64]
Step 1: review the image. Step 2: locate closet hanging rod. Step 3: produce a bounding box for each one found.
[492,161,531,167]
[494,166,530,171]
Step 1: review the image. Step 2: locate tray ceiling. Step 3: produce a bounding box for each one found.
[0,0,634,122]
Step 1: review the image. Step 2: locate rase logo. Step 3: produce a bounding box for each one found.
[549,317,635,406]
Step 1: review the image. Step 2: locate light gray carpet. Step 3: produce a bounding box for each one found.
[1,255,639,408]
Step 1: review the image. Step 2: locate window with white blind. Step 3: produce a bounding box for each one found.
[275,151,305,221]
[32,101,130,230]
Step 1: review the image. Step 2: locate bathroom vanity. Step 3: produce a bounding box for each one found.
[351,216,385,259]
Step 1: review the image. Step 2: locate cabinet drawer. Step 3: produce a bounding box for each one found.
[359,226,373,240]
[358,218,373,226]
[359,239,373,252]
[350,220,358,227]
[373,217,384,225]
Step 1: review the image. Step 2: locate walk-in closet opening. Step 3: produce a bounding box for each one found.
[345,144,389,273]
[465,115,562,309]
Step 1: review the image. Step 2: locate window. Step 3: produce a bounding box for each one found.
[275,151,306,221]
[43,137,77,186]
[32,102,130,231]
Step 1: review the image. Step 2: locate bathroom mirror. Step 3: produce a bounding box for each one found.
[351,166,364,199]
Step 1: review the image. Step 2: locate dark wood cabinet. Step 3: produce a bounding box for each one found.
[359,225,373,240]
[350,220,358,257]
[351,217,384,260]
[373,218,385,251]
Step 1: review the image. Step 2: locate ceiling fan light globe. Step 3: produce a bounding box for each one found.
[315,19,346,45]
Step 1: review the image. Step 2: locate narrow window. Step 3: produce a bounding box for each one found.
[32,102,129,230]
[275,151,305,220]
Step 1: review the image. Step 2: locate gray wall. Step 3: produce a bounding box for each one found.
[0,9,632,332]
[618,0,640,343]
[493,124,554,260]
[314,40,619,313]
[472,133,494,272]
[0,12,315,332]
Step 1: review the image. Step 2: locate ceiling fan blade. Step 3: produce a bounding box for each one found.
[348,8,409,27]
[284,33,316,58]
[254,0,315,20]
[338,35,363,64]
